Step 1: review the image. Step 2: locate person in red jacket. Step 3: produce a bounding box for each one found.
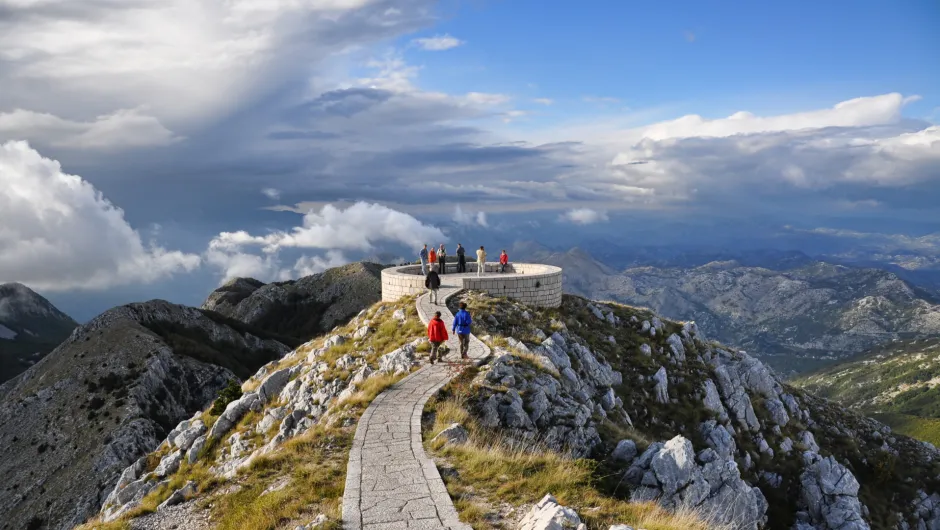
[427,311,449,364]
[499,249,509,273]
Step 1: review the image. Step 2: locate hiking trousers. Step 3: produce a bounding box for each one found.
[429,341,444,362]
[428,287,439,304]
[458,333,470,358]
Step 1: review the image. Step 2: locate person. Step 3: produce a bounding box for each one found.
[425,264,441,304]
[419,244,429,276]
[427,310,448,364]
[499,249,509,273]
[476,245,487,277]
[456,243,466,273]
[429,246,438,268]
[438,244,447,275]
[452,301,472,360]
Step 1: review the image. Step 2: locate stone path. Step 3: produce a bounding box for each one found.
[342,287,490,530]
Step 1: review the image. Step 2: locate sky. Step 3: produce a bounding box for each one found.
[0,0,938,321]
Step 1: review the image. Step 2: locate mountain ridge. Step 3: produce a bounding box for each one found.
[0,282,78,383]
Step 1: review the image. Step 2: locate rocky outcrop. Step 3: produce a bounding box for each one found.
[472,331,627,458]
[0,300,289,530]
[625,435,767,530]
[201,262,383,343]
[794,452,870,530]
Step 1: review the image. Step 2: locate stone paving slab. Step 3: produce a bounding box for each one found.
[342,287,489,530]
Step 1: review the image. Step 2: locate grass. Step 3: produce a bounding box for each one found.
[423,373,720,530]
[80,296,424,530]
[872,413,940,447]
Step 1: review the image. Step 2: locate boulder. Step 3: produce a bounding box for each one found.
[652,367,669,404]
[611,439,638,462]
[172,420,207,451]
[431,423,469,446]
[379,343,416,374]
[153,450,183,478]
[518,494,585,530]
[157,481,196,510]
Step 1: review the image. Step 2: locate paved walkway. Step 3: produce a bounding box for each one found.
[342,287,490,530]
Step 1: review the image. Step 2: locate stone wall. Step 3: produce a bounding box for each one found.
[381,263,563,308]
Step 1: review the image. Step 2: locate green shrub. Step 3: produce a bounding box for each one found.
[210,380,243,416]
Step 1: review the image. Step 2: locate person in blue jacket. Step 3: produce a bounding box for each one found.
[452,301,473,360]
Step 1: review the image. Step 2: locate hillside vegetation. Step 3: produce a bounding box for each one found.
[794,336,940,444]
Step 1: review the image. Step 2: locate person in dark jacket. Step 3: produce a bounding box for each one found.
[427,311,449,364]
[456,243,466,273]
[425,265,442,304]
[452,301,472,359]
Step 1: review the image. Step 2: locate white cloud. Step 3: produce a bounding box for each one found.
[637,93,917,141]
[0,108,180,149]
[262,187,281,200]
[206,201,444,282]
[0,141,200,290]
[289,250,349,278]
[453,205,488,227]
[560,208,609,225]
[412,34,464,51]
[533,98,554,106]
[0,0,431,143]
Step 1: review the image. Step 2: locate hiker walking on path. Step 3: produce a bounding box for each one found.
[476,246,487,277]
[456,243,466,273]
[438,244,447,275]
[425,265,441,304]
[427,310,448,364]
[419,244,429,275]
[499,249,509,273]
[452,302,472,360]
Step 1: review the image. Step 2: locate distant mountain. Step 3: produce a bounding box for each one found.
[793,336,940,445]
[0,299,291,530]
[201,261,383,343]
[0,283,78,383]
[531,248,940,375]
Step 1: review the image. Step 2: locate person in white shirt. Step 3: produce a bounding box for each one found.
[476,246,487,277]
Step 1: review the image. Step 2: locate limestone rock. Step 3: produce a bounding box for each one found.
[611,439,638,463]
[431,423,469,446]
[652,367,669,404]
[797,452,870,530]
[517,494,585,530]
[157,481,196,511]
[379,343,416,374]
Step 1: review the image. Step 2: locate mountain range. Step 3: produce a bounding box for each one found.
[520,244,940,375]
[0,283,78,384]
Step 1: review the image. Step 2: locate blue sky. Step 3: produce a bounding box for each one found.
[408,0,938,117]
[0,0,938,321]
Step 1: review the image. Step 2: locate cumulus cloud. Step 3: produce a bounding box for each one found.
[290,250,349,277]
[412,34,464,51]
[206,202,444,282]
[262,188,281,200]
[560,208,609,225]
[0,141,200,290]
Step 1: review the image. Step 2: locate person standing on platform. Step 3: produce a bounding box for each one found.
[425,264,441,304]
[438,244,447,275]
[452,302,472,360]
[419,244,429,275]
[499,249,509,273]
[429,246,438,271]
[476,246,487,277]
[456,243,467,273]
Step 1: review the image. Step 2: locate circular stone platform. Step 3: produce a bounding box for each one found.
[381,262,563,308]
